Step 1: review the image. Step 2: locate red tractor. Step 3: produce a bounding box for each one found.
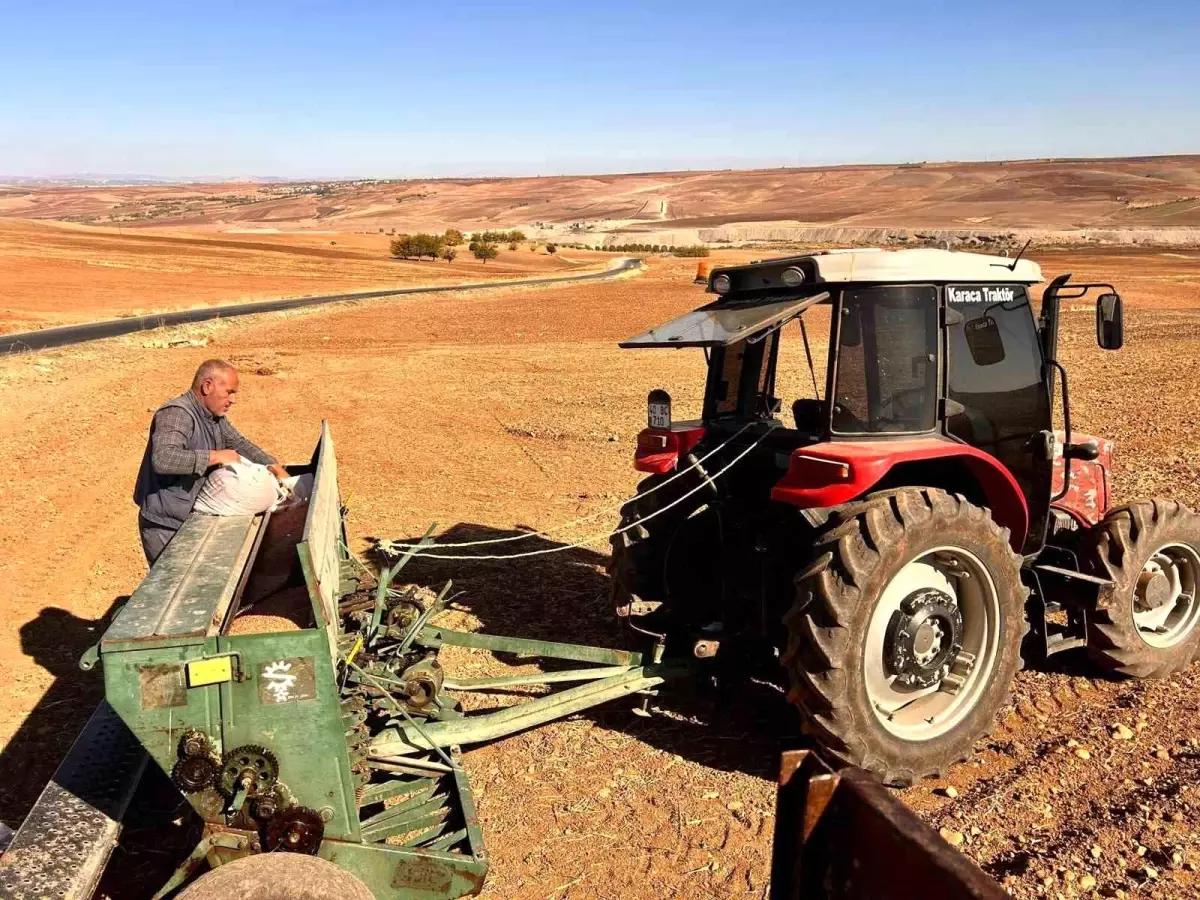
[611,248,1200,785]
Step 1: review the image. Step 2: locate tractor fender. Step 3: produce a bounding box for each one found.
[771,438,1029,550]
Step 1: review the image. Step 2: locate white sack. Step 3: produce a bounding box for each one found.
[276,473,314,510]
[195,458,287,516]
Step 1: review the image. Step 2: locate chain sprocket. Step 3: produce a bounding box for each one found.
[218,745,280,798]
[262,806,325,854]
[172,754,219,793]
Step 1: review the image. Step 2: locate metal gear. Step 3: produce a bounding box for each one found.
[178,728,214,759]
[172,754,219,793]
[262,806,325,855]
[217,745,280,798]
[250,783,292,822]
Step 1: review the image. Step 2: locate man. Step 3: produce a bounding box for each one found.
[133,359,287,564]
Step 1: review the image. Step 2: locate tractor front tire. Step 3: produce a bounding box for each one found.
[177,853,375,900]
[1084,500,1200,678]
[784,488,1028,786]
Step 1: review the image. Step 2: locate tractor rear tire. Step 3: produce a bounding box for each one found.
[784,488,1028,786]
[177,853,375,900]
[1084,499,1200,678]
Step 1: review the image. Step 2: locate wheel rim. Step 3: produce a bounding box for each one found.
[864,546,1001,741]
[1131,542,1200,648]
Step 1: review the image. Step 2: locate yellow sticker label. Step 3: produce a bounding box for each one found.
[345,636,364,667]
[187,656,233,687]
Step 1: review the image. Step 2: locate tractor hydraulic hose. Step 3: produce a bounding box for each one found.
[383,421,757,551]
[380,425,775,561]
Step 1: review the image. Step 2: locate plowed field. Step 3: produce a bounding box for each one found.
[0,218,600,334]
[2,248,1200,898]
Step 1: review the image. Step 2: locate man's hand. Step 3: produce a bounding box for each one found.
[208,449,240,467]
[267,464,289,482]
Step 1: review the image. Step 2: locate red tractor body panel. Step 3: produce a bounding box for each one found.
[1050,431,1114,527]
[634,424,706,474]
[771,438,1030,550]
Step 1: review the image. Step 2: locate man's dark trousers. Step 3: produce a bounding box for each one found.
[139,515,177,565]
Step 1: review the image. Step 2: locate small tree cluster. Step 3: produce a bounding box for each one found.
[472,242,499,263]
[443,228,464,246]
[599,242,702,255]
[390,233,445,260]
[470,229,526,244]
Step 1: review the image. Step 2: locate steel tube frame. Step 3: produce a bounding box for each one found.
[419,627,642,667]
[370,668,664,754]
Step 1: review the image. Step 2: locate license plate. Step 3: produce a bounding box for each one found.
[648,401,671,429]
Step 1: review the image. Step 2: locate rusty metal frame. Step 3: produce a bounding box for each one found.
[770,750,1009,900]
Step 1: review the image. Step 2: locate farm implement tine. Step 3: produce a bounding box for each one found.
[358,776,439,808]
[770,750,1010,899]
[360,795,450,843]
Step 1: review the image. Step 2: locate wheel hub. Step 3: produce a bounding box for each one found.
[885,588,964,688]
[1136,564,1171,611]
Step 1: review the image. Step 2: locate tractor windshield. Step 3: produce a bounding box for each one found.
[832,285,939,434]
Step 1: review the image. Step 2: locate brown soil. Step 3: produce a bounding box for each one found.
[2,249,1199,898]
[0,218,603,334]
[5,156,1200,231]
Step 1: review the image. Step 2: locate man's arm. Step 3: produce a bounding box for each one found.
[219,418,277,466]
[150,407,210,476]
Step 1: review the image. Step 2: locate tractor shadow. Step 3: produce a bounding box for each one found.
[368,524,805,781]
[0,600,124,832]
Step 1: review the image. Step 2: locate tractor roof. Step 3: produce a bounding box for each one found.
[709,248,1042,294]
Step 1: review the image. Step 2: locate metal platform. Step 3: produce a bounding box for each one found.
[0,703,146,900]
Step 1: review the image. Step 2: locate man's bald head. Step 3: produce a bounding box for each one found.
[191,359,240,417]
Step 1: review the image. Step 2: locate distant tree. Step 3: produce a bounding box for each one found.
[472,242,499,263]
[468,239,480,252]
[441,246,458,263]
[545,243,557,254]
[390,232,444,260]
[672,245,710,257]
[443,228,464,246]
[509,242,518,251]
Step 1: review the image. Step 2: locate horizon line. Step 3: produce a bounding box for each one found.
[4,151,1200,187]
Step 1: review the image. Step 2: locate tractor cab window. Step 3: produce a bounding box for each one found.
[832,286,938,434]
[946,284,1051,524]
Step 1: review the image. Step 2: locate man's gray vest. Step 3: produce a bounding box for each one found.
[133,392,219,530]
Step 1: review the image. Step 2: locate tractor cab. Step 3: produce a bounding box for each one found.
[621,248,1124,558]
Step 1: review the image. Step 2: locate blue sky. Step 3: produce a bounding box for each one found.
[1,0,1197,178]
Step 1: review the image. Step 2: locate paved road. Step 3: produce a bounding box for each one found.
[0,257,642,355]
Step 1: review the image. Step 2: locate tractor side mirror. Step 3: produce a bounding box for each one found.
[1096,292,1124,350]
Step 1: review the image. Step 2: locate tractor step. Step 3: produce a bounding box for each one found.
[0,703,146,900]
[1028,564,1114,659]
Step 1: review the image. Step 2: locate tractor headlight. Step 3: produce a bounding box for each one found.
[711,274,732,294]
[781,266,806,287]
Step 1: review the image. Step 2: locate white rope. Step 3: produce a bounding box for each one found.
[378,426,772,561]
[382,421,755,550]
